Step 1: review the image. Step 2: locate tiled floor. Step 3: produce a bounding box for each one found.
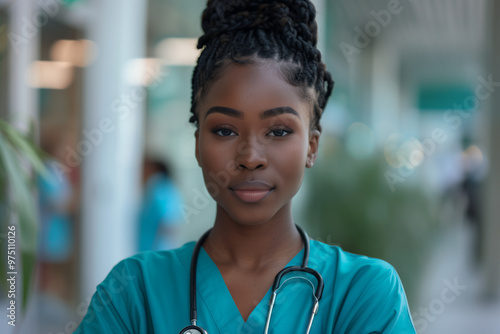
[1,291,78,334]
[415,222,500,334]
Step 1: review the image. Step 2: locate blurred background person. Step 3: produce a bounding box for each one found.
[34,122,79,332]
[137,157,183,252]
[37,124,75,299]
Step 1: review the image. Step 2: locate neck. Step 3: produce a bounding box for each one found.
[203,205,304,270]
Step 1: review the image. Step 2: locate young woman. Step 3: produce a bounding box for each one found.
[75,0,416,333]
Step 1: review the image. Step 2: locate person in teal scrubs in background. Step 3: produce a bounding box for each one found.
[75,0,416,332]
[137,157,183,252]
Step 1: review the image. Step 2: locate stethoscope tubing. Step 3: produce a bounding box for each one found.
[179,225,323,334]
[188,229,211,325]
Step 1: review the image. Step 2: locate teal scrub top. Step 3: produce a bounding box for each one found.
[75,240,416,333]
[138,173,182,252]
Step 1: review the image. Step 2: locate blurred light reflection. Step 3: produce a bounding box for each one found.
[29,61,74,89]
[345,122,375,159]
[154,38,200,66]
[50,39,97,67]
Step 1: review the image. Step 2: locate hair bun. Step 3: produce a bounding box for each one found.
[190,0,333,130]
[199,0,318,49]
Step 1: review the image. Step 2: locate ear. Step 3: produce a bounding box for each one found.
[306,129,320,168]
[194,130,201,167]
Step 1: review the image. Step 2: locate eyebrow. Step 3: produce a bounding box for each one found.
[204,106,300,120]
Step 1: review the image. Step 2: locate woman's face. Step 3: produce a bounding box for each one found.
[195,62,320,226]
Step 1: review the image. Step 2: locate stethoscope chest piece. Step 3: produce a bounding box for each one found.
[179,325,208,334]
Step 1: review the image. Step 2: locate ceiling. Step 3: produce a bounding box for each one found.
[327,0,490,84]
[11,0,489,88]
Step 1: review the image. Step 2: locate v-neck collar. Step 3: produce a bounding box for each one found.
[196,245,305,333]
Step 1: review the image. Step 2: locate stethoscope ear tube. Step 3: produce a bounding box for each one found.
[264,226,325,334]
[271,266,324,301]
[181,229,211,334]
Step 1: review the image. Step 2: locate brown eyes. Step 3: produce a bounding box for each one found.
[268,128,292,137]
[211,126,293,137]
[213,127,236,137]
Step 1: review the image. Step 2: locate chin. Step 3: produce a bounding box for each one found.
[229,210,275,226]
[217,199,290,228]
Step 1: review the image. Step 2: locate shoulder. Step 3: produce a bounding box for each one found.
[310,239,396,277]
[114,241,195,275]
[97,241,195,293]
[310,240,415,333]
[311,239,405,299]
[75,242,196,332]
[311,240,397,278]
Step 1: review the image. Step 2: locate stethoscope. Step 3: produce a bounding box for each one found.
[179,225,324,334]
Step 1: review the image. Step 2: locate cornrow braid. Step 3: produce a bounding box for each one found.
[190,0,334,131]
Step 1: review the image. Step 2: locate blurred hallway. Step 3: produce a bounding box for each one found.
[417,220,500,333]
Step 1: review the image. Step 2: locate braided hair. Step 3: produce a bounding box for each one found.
[190,0,334,131]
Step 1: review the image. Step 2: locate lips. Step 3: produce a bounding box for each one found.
[229,180,274,203]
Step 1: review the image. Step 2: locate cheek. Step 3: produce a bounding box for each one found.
[269,139,308,178]
[200,141,223,169]
[198,136,237,181]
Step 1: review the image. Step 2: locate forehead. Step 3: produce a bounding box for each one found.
[198,62,312,120]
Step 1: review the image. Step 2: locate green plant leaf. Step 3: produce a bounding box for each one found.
[0,135,38,249]
[21,250,36,309]
[0,118,47,312]
[0,118,49,177]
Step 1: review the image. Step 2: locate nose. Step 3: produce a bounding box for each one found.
[235,136,268,170]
